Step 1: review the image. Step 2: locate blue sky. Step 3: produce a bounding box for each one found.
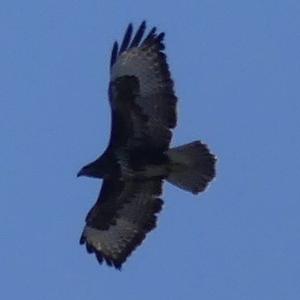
[1,0,300,299]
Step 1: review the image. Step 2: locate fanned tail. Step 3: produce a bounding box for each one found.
[166,141,216,194]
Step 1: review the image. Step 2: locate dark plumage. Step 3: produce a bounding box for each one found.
[78,22,216,269]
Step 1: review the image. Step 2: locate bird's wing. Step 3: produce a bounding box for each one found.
[80,178,163,269]
[107,21,177,152]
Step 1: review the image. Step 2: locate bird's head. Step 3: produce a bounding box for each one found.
[77,165,92,177]
[77,157,107,179]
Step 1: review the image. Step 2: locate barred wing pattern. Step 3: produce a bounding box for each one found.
[108,21,177,152]
[80,179,163,269]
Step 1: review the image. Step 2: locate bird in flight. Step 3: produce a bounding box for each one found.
[78,21,216,269]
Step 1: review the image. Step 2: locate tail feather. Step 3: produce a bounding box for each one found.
[166,141,216,194]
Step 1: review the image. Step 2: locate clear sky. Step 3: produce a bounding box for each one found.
[1,1,300,299]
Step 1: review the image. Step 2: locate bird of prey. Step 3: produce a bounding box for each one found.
[78,21,216,269]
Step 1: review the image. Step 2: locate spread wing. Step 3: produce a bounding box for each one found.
[107,21,177,152]
[80,178,163,269]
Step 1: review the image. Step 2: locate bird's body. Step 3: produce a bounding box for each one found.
[79,143,169,180]
[78,22,216,269]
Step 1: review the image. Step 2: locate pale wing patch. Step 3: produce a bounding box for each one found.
[82,219,139,259]
[111,48,166,98]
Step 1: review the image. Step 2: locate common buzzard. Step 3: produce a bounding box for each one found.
[78,21,216,269]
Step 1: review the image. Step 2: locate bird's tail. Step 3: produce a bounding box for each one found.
[166,141,216,194]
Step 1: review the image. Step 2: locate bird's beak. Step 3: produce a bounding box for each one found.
[77,168,84,177]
